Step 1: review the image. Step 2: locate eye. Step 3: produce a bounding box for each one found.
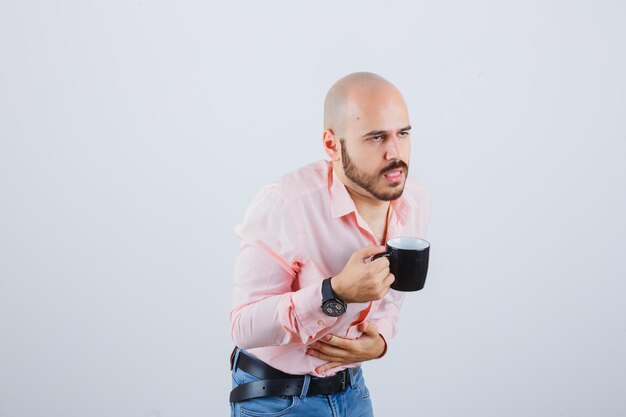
[369,135,383,142]
[398,131,410,138]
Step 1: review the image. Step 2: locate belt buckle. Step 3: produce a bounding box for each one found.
[340,370,346,390]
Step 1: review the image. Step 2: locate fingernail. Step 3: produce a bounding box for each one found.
[325,335,332,341]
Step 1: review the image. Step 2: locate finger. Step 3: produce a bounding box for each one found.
[382,272,395,288]
[374,266,390,280]
[320,334,352,350]
[371,256,390,272]
[310,342,352,359]
[307,340,342,355]
[315,361,343,375]
[360,321,379,336]
[306,349,357,363]
[357,245,386,261]
[314,339,354,357]
[306,347,349,363]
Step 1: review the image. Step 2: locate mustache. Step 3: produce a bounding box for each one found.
[380,160,408,175]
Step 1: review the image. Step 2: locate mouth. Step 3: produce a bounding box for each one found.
[383,169,404,182]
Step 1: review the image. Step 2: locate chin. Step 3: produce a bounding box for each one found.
[374,187,405,201]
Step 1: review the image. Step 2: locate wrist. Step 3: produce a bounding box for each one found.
[329,276,347,303]
[321,278,346,317]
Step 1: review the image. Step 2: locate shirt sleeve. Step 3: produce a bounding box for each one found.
[230,186,338,349]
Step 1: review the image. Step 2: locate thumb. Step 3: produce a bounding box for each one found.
[359,321,379,335]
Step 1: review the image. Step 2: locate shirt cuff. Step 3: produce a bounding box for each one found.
[292,281,339,343]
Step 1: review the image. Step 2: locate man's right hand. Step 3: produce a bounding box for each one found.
[330,245,395,303]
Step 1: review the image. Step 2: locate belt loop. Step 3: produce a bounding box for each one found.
[231,347,242,371]
[348,367,356,389]
[299,374,311,398]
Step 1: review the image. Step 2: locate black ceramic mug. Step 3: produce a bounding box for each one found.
[373,237,430,292]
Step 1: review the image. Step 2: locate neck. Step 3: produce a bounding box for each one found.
[344,186,390,220]
[334,166,391,220]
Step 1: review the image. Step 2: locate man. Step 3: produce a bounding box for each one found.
[229,72,431,416]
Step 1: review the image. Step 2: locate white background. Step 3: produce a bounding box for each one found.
[1,1,625,416]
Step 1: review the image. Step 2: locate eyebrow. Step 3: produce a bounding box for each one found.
[361,125,412,138]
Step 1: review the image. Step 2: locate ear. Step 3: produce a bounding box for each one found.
[322,129,340,161]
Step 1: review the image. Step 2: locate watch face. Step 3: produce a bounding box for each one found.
[322,300,346,317]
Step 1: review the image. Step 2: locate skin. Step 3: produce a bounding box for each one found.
[307,72,412,374]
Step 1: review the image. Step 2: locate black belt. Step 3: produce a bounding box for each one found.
[229,348,351,403]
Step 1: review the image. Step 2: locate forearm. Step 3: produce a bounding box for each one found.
[230,293,295,349]
[230,281,339,349]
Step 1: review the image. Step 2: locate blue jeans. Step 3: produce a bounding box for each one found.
[230,350,374,417]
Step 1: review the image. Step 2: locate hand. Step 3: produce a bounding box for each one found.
[331,245,395,303]
[306,322,386,374]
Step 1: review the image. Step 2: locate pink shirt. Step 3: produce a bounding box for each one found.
[230,160,431,376]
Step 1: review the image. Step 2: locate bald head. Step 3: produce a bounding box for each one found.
[321,72,412,202]
[323,72,405,136]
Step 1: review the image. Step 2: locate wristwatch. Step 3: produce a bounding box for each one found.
[321,278,346,317]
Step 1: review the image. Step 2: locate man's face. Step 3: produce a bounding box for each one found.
[337,88,411,201]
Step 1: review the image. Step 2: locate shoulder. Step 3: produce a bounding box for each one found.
[262,160,330,204]
[236,161,329,243]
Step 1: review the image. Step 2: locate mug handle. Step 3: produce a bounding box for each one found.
[371,252,390,261]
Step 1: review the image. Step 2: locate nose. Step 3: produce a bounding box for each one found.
[385,136,401,160]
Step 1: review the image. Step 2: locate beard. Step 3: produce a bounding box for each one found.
[340,139,409,201]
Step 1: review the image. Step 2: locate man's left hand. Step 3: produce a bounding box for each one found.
[306,321,386,374]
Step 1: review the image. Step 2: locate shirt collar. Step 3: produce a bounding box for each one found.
[327,161,413,225]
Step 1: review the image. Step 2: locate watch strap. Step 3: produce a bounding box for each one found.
[321,277,335,303]
[321,278,346,317]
